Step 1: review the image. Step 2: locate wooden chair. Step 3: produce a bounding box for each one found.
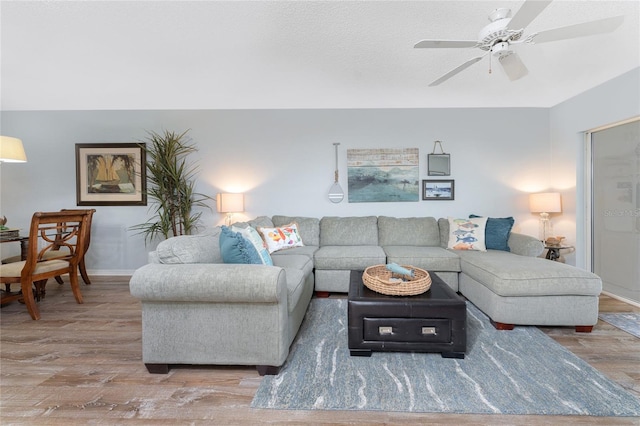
[0,211,91,320]
[46,209,96,285]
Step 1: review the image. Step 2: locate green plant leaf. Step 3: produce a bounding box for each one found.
[130,129,213,244]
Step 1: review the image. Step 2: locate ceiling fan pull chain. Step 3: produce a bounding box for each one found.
[489,52,493,74]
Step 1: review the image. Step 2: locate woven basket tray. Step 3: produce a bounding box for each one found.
[362,264,431,296]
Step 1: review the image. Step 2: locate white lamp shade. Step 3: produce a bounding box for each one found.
[0,136,27,162]
[217,193,244,213]
[529,192,561,213]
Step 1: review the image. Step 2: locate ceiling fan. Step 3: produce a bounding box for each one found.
[414,0,624,86]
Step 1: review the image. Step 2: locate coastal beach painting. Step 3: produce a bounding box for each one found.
[423,179,455,200]
[347,148,419,203]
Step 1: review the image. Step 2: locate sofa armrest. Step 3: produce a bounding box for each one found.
[129,263,287,303]
[155,229,222,264]
[148,251,160,264]
[508,232,544,257]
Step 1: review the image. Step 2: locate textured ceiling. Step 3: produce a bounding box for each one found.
[1,0,638,110]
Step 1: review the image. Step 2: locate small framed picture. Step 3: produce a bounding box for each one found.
[76,143,147,206]
[422,179,454,200]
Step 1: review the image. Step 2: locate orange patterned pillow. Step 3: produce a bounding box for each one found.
[258,223,304,253]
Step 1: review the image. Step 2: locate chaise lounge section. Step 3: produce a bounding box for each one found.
[458,250,601,331]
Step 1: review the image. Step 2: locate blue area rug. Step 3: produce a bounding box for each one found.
[251,298,640,416]
[599,312,640,338]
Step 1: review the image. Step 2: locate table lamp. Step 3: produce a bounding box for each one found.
[0,136,27,163]
[217,193,244,226]
[529,192,561,242]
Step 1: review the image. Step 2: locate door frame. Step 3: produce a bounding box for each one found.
[584,116,640,306]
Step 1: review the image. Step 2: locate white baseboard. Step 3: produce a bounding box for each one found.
[86,270,135,277]
[602,291,640,309]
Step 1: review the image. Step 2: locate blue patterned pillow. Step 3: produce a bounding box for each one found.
[447,217,487,251]
[470,215,514,252]
[219,226,262,264]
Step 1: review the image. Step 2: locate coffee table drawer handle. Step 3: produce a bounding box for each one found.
[422,326,437,335]
[378,326,393,335]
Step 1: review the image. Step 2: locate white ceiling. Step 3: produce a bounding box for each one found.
[1,0,638,111]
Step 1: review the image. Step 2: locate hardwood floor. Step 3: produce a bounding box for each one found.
[1,276,639,425]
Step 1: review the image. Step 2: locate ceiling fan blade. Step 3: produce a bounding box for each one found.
[531,15,624,44]
[414,40,478,49]
[428,55,486,86]
[498,52,529,81]
[507,0,553,30]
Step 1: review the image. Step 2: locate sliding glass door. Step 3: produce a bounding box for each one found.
[590,118,640,304]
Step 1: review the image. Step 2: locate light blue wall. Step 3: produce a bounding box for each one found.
[550,67,640,268]
[1,69,637,274]
[1,107,549,273]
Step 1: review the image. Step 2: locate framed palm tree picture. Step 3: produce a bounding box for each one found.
[75,143,147,206]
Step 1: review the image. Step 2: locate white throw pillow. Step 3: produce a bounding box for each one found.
[447,216,488,251]
[258,223,304,253]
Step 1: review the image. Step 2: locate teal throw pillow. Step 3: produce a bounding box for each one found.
[219,226,263,264]
[232,225,274,266]
[470,215,514,252]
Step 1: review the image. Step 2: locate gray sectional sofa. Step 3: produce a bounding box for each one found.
[129,215,602,375]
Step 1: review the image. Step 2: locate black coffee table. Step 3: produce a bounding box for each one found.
[348,269,466,359]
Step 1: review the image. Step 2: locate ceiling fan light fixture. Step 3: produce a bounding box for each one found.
[491,42,511,57]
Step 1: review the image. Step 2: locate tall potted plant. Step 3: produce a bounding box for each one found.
[131,129,211,243]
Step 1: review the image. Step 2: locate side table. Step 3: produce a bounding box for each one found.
[545,245,575,262]
[1,234,29,305]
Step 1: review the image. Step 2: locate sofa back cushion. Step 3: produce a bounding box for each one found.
[320,216,379,246]
[378,216,440,246]
[272,215,320,246]
[234,215,274,230]
[438,218,449,248]
[156,228,222,264]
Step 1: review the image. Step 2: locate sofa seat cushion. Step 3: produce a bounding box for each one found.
[282,267,307,314]
[314,245,386,270]
[272,254,314,277]
[383,246,460,272]
[269,245,318,260]
[269,254,313,313]
[457,250,602,297]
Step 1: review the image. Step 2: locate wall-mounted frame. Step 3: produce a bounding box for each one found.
[427,154,450,176]
[427,140,450,176]
[347,147,420,203]
[76,143,147,206]
[422,179,455,200]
